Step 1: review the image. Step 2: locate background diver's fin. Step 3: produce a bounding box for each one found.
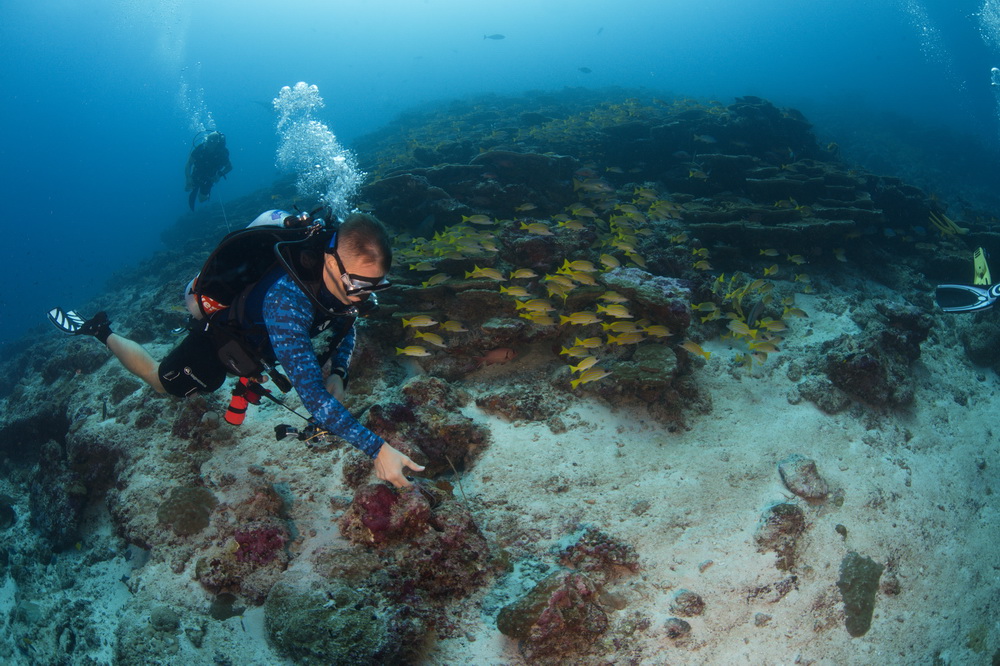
[48,308,85,334]
[973,247,992,286]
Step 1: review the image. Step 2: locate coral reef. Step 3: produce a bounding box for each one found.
[339,483,432,546]
[362,376,491,478]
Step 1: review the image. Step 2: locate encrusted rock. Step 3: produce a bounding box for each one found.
[195,522,290,604]
[557,526,640,585]
[339,483,431,546]
[496,572,609,660]
[778,454,830,502]
[363,376,490,477]
[156,486,218,537]
[754,503,807,570]
[264,575,424,665]
[669,589,705,617]
[798,376,851,414]
[663,617,691,639]
[599,267,692,334]
[820,301,932,407]
[837,551,884,637]
[149,606,180,634]
[29,440,87,550]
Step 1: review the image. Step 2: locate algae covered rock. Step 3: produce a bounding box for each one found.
[837,551,883,637]
[496,571,609,660]
[29,439,88,550]
[264,576,423,665]
[363,376,490,477]
[599,267,692,334]
[778,454,830,502]
[754,502,806,570]
[820,301,932,407]
[156,486,218,537]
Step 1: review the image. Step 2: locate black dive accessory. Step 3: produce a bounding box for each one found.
[274,422,335,448]
[935,283,1000,313]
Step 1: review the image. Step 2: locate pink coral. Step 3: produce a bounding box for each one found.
[234,527,285,565]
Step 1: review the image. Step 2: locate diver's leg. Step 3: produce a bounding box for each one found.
[106,334,166,393]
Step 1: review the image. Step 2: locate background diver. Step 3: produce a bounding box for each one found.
[185,130,233,210]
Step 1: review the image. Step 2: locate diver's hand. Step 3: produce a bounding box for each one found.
[374,444,425,488]
[324,374,346,403]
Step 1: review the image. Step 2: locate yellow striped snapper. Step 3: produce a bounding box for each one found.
[680,340,711,360]
[560,311,602,326]
[514,298,555,312]
[402,315,438,328]
[602,321,643,333]
[599,254,620,270]
[420,273,449,288]
[558,259,599,273]
[414,331,446,347]
[559,345,592,358]
[465,265,506,280]
[461,214,494,225]
[499,285,532,298]
[608,332,644,345]
[644,325,671,337]
[396,345,431,357]
[598,291,629,303]
[571,366,612,389]
[569,356,599,373]
[520,222,553,235]
[597,303,633,318]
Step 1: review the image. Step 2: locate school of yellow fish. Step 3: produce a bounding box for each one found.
[390,173,814,386]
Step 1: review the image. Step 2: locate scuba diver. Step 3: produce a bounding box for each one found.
[47,208,423,489]
[185,130,233,210]
[935,247,998,313]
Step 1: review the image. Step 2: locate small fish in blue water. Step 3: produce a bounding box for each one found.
[578,67,592,74]
[484,34,505,40]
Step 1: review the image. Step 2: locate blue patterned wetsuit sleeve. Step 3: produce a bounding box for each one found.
[333,325,356,372]
[262,275,385,458]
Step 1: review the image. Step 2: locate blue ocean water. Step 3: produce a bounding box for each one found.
[0,0,996,346]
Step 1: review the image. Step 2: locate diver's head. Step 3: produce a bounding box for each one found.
[207,131,224,144]
[322,213,393,304]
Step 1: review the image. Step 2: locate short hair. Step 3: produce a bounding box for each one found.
[337,213,393,274]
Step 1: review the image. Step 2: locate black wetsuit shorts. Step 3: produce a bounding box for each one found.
[158,326,228,397]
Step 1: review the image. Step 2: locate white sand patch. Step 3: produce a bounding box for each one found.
[415,320,999,664]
